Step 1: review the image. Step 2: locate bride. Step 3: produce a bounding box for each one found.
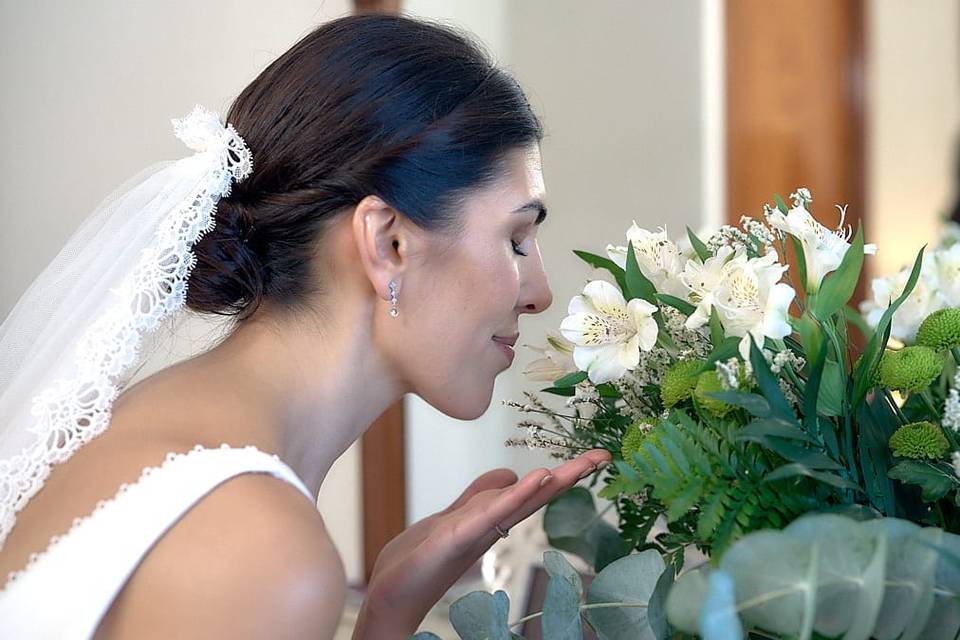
[0,13,609,639]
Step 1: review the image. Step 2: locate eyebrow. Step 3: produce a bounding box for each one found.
[512,199,548,225]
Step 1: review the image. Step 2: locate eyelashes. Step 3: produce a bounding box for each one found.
[511,239,528,257]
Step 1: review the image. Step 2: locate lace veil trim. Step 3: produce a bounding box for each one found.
[0,105,253,550]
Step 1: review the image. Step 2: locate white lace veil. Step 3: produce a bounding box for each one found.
[0,105,253,550]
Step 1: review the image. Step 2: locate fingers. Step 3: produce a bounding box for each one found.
[442,468,518,514]
[484,450,613,538]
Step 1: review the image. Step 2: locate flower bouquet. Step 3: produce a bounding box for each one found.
[412,190,960,639]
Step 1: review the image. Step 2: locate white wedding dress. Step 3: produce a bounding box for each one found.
[0,444,313,639]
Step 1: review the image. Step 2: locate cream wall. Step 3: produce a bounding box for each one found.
[402,1,708,524]
[868,0,960,274]
[0,0,365,585]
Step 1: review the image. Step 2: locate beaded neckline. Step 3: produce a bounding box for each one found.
[1,443,287,593]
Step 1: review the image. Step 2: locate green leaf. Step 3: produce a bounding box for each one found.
[773,194,789,214]
[625,241,658,304]
[797,313,823,369]
[763,463,863,493]
[573,250,628,294]
[789,234,809,294]
[449,590,513,640]
[554,371,588,388]
[737,417,814,442]
[814,226,865,319]
[853,247,925,406]
[583,550,672,640]
[687,226,713,262]
[709,306,725,349]
[541,386,576,397]
[542,551,585,640]
[705,391,770,417]
[544,487,631,572]
[888,460,956,502]
[656,293,696,316]
[747,336,795,421]
[816,360,844,417]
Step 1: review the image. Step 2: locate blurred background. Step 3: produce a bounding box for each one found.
[1,0,957,636]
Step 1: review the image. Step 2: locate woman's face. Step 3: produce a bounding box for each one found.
[397,145,553,420]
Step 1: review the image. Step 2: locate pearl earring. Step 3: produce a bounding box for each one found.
[388,280,399,318]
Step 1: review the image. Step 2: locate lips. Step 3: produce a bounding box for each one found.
[492,333,519,364]
[492,333,520,347]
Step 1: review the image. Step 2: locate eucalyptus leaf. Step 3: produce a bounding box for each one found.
[409,633,443,640]
[542,550,585,640]
[582,550,671,640]
[449,590,513,640]
[700,571,745,640]
[665,567,710,634]
[544,487,630,572]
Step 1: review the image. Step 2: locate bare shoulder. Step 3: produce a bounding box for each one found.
[95,473,346,640]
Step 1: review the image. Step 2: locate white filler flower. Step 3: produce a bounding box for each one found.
[559,280,659,384]
[712,252,796,358]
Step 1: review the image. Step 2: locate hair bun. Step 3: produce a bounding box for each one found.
[186,197,265,319]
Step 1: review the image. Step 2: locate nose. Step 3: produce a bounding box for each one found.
[519,249,553,315]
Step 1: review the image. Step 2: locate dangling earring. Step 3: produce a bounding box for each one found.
[388,280,400,318]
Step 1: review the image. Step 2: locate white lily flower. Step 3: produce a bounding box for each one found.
[522,333,577,382]
[559,280,659,384]
[680,245,745,330]
[605,223,689,298]
[766,200,876,292]
[712,251,796,358]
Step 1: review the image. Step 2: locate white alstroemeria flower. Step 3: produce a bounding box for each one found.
[605,223,689,298]
[522,333,577,382]
[860,256,944,343]
[766,202,877,292]
[712,252,796,358]
[933,244,960,307]
[680,245,745,330]
[559,280,659,384]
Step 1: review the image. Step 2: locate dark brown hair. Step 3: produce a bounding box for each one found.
[185,14,543,320]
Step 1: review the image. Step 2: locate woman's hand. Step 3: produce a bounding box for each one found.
[350,448,611,639]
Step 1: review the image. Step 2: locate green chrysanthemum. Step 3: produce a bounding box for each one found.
[661,359,705,407]
[853,354,881,387]
[620,417,660,469]
[888,421,950,459]
[916,308,960,350]
[694,371,735,418]
[878,346,943,393]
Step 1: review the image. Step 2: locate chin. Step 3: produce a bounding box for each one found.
[421,383,494,421]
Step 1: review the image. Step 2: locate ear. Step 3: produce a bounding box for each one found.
[351,195,411,300]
